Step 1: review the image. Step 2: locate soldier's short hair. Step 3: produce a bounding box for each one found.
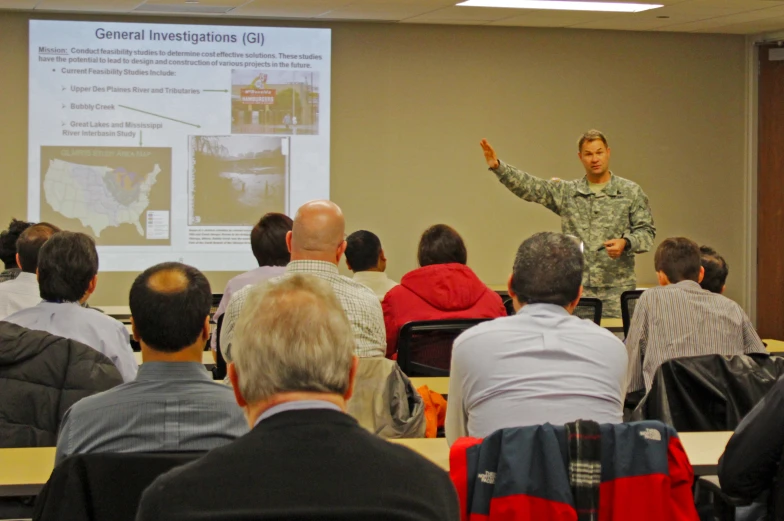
[699,245,728,293]
[511,232,584,307]
[577,129,609,152]
[654,237,701,283]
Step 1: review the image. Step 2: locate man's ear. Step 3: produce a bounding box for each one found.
[130,316,140,342]
[344,356,359,403]
[697,266,705,284]
[336,240,347,263]
[285,231,293,253]
[379,248,387,263]
[656,270,669,286]
[721,284,726,294]
[202,316,211,341]
[228,363,247,409]
[15,253,22,270]
[507,273,522,313]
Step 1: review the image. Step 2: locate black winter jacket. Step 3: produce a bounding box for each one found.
[0,321,123,448]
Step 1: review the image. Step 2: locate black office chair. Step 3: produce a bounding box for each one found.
[210,293,223,317]
[211,314,227,380]
[34,452,205,521]
[396,319,490,377]
[503,298,515,316]
[621,290,644,337]
[573,297,602,325]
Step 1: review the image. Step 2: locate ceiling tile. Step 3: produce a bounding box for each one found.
[0,0,40,9]
[316,0,452,21]
[656,4,784,32]
[141,0,251,6]
[401,5,526,22]
[489,10,612,27]
[34,0,143,11]
[230,0,352,17]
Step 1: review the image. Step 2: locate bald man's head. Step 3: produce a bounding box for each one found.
[289,200,346,263]
[129,262,212,353]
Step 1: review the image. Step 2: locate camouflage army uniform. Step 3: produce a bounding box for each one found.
[493,161,655,318]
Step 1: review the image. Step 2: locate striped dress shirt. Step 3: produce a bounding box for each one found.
[626,280,766,393]
[220,260,386,359]
[55,362,248,464]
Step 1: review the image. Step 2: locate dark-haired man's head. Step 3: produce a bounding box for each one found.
[251,213,293,267]
[37,231,98,304]
[0,219,33,269]
[417,225,467,267]
[345,230,386,273]
[699,245,728,294]
[129,262,212,360]
[509,232,584,313]
[654,237,704,286]
[16,223,61,273]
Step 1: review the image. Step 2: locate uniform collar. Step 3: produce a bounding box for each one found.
[576,172,621,197]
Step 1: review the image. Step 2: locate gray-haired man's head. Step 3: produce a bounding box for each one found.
[228,273,358,425]
[509,232,584,310]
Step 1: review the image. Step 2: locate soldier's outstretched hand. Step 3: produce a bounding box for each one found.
[480,139,500,169]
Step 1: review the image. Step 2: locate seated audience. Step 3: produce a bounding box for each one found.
[0,218,32,283]
[345,230,398,300]
[383,224,505,357]
[221,200,385,360]
[699,245,728,294]
[137,274,459,520]
[445,232,627,444]
[0,223,59,319]
[4,231,138,381]
[718,374,784,516]
[0,322,123,448]
[626,237,765,393]
[55,262,247,464]
[211,212,292,352]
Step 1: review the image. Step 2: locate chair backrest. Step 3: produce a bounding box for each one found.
[621,290,644,337]
[397,319,490,377]
[574,297,602,325]
[210,293,223,317]
[632,353,784,431]
[212,314,227,380]
[503,297,515,316]
[34,451,205,521]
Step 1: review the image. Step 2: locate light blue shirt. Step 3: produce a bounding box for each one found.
[445,303,628,445]
[4,301,137,382]
[55,362,248,463]
[254,400,343,427]
[211,265,287,351]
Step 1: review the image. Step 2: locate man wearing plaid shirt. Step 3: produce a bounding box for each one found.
[220,200,386,360]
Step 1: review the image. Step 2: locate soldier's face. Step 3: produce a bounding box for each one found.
[578,140,611,177]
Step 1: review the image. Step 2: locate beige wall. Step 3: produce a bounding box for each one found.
[0,11,750,307]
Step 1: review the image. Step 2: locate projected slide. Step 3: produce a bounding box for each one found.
[28,20,330,272]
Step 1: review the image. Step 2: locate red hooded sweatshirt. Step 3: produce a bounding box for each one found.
[382,263,506,358]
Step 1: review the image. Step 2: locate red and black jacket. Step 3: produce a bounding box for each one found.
[449,421,698,521]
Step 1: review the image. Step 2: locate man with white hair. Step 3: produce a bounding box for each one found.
[220,200,386,360]
[137,274,459,520]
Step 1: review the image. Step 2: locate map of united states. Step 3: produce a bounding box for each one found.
[43,159,160,237]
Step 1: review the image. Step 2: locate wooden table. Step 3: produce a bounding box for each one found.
[679,431,732,475]
[410,377,449,395]
[390,438,450,471]
[600,318,623,331]
[393,431,731,476]
[133,352,215,365]
[764,339,784,354]
[0,431,732,497]
[0,447,55,496]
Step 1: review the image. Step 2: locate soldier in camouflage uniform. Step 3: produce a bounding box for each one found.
[480,130,655,318]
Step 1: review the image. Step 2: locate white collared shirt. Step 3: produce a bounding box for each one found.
[0,272,42,320]
[352,271,398,301]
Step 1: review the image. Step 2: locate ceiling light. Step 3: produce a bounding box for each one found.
[456,0,662,13]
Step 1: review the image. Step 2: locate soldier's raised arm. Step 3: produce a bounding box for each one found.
[480,139,565,216]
